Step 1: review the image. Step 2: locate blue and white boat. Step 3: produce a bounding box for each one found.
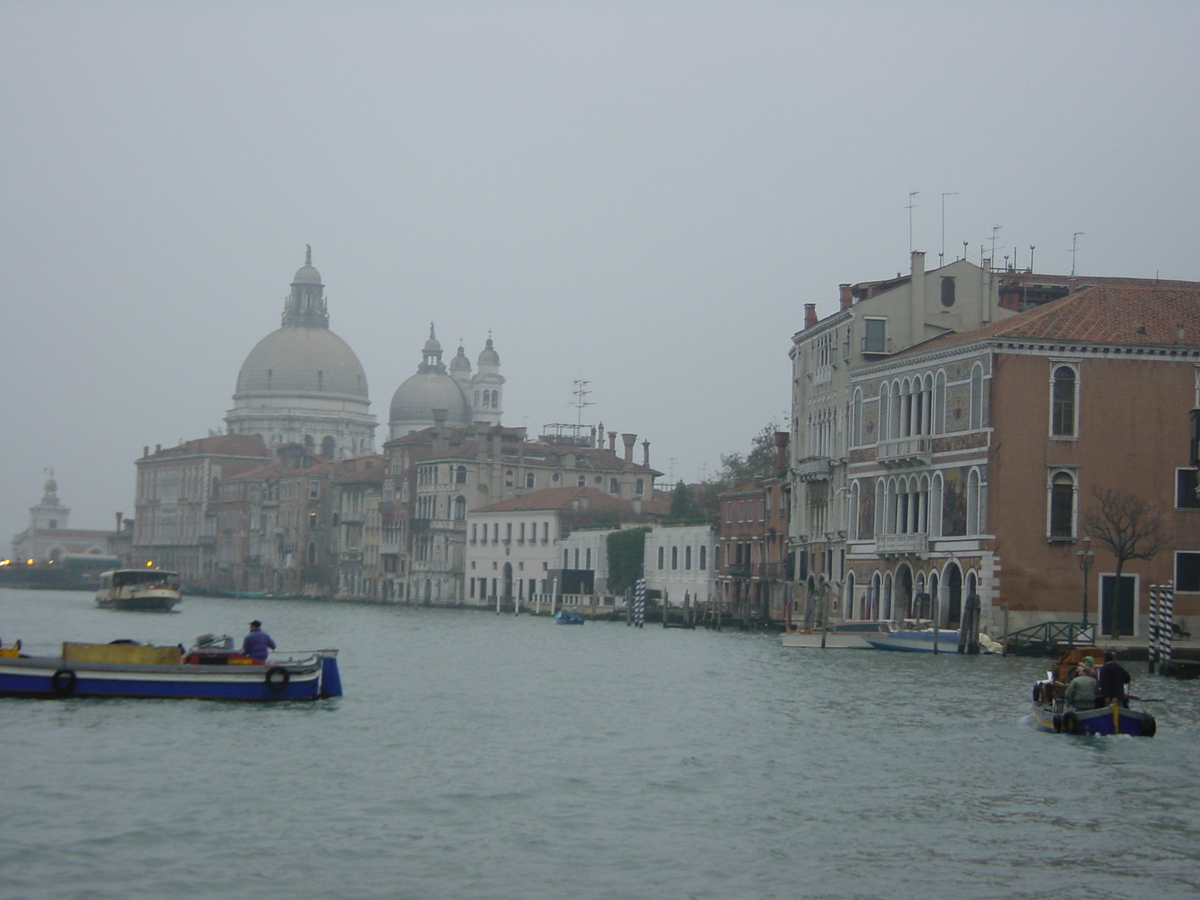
[0,635,341,701]
[554,609,585,625]
[865,629,962,652]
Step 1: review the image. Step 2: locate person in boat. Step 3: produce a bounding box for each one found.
[1097,650,1132,707]
[242,620,276,663]
[1063,665,1099,711]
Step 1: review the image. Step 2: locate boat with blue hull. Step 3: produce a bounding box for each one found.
[1030,646,1156,736]
[0,636,341,701]
[866,629,962,652]
[555,609,585,625]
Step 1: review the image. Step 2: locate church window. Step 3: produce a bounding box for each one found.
[526,472,535,489]
[685,546,692,569]
[1051,365,1078,438]
[578,475,586,487]
[699,545,707,569]
[491,390,499,407]
[609,478,619,494]
[304,435,315,450]
[636,479,644,495]
[671,547,678,570]
[1049,470,1076,539]
[321,436,335,459]
[456,466,467,483]
[454,496,466,519]
[658,547,665,569]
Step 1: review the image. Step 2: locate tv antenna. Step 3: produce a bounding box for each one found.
[1071,232,1085,276]
[571,378,593,429]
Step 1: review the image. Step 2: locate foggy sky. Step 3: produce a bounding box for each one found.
[2,1,1198,542]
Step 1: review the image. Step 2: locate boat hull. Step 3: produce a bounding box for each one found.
[95,589,180,612]
[0,653,339,701]
[1031,700,1156,737]
[866,631,961,652]
[781,621,897,649]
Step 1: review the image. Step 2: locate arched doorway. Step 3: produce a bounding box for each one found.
[946,563,963,626]
[928,571,940,625]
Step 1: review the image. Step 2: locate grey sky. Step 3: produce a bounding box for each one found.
[3,1,1197,541]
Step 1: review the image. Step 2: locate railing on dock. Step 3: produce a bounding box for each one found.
[1003,621,1095,655]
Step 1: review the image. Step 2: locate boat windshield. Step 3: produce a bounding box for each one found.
[111,569,180,587]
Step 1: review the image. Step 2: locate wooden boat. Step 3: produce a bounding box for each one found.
[781,620,898,649]
[0,635,341,701]
[555,609,585,625]
[1030,646,1156,736]
[95,568,181,611]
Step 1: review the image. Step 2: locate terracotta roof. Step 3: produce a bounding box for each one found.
[472,486,643,514]
[905,283,1200,356]
[143,433,270,460]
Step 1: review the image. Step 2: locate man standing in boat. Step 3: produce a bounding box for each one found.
[242,620,276,663]
[1098,650,1132,707]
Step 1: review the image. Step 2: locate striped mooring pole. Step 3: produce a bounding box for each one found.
[634,578,646,629]
[1148,585,1160,674]
[1159,581,1175,676]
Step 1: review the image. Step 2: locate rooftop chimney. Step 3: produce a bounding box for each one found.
[622,433,636,463]
[774,431,790,469]
[642,440,650,467]
[608,431,617,452]
[804,303,818,329]
[839,284,853,308]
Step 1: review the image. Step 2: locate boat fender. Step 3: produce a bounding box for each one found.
[51,668,77,696]
[265,666,290,692]
[1143,714,1156,738]
[1061,711,1078,734]
[1052,713,1062,733]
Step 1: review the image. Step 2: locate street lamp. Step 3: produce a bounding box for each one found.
[1076,536,1095,630]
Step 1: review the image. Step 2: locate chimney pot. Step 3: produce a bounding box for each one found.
[839,284,853,308]
[804,303,818,329]
[622,433,636,463]
[642,440,650,467]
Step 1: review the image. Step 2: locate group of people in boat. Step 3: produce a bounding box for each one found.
[1064,650,1132,710]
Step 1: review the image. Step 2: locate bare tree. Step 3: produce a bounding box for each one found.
[1082,487,1170,635]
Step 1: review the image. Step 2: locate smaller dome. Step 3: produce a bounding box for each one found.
[477,337,500,366]
[449,345,471,374]
[44,478,57,494]
[389,371,471,428]
[293,264,322,285]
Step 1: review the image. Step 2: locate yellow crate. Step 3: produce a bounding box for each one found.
[62,642,182,665]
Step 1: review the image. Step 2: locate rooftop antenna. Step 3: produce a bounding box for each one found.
[990,225,1002,268]
[1071,232,1085,276]
[907,192,919,254]
[1029,245,1035,272]
[941,192,958,264]
[962,240,968,262]
[571,378,593,431]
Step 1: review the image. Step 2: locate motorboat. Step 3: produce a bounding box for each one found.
[865,628,962,652]
[0,634,341,701]
[555,609,585,625]
[95,568,181,611]
[781,620,898,649]
[1030,646,1156,736]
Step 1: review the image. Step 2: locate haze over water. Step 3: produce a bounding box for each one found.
[3,589,1199,900]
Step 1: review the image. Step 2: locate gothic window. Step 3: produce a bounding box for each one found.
[658,546,665,570]
[699,545,707,569]
[671,547,678,570]
[1051,365,1078,438]
[1049,470,1076,539]
[685,546,692,570]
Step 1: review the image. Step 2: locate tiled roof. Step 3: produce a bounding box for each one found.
[473,486,643,514]
[906,284,1200,356]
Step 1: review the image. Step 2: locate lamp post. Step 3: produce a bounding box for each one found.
[1076,536,1095,630]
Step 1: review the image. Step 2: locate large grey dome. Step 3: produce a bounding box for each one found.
[235,326,369,399]
[389,370,471,427]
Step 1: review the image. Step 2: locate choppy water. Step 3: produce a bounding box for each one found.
[2,589,1199,900]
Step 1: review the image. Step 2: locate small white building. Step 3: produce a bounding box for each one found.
[465,486,661,607]
[643,524,718,607]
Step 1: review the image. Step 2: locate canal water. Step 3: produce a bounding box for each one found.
[2,588,1199,900]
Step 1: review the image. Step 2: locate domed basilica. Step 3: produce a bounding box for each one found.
[226,250,505,455]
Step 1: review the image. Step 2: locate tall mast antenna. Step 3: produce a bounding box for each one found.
[907,191,919,254]
[940,192,958,264]
[1071,232,1085,277]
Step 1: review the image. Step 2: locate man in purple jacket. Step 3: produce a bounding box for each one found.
[242,620,276,663]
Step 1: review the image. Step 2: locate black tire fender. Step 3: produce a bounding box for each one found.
[1052,713,1062,733]
[51,668,77,696]
[1061,711,1078,734]
[1143,714,1156,738]
[265,666,290,692]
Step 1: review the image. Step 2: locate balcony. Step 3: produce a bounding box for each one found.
[875,533,929,556]
[726,563,751,578]
[795,456,831,482]
[877,437,932,468]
